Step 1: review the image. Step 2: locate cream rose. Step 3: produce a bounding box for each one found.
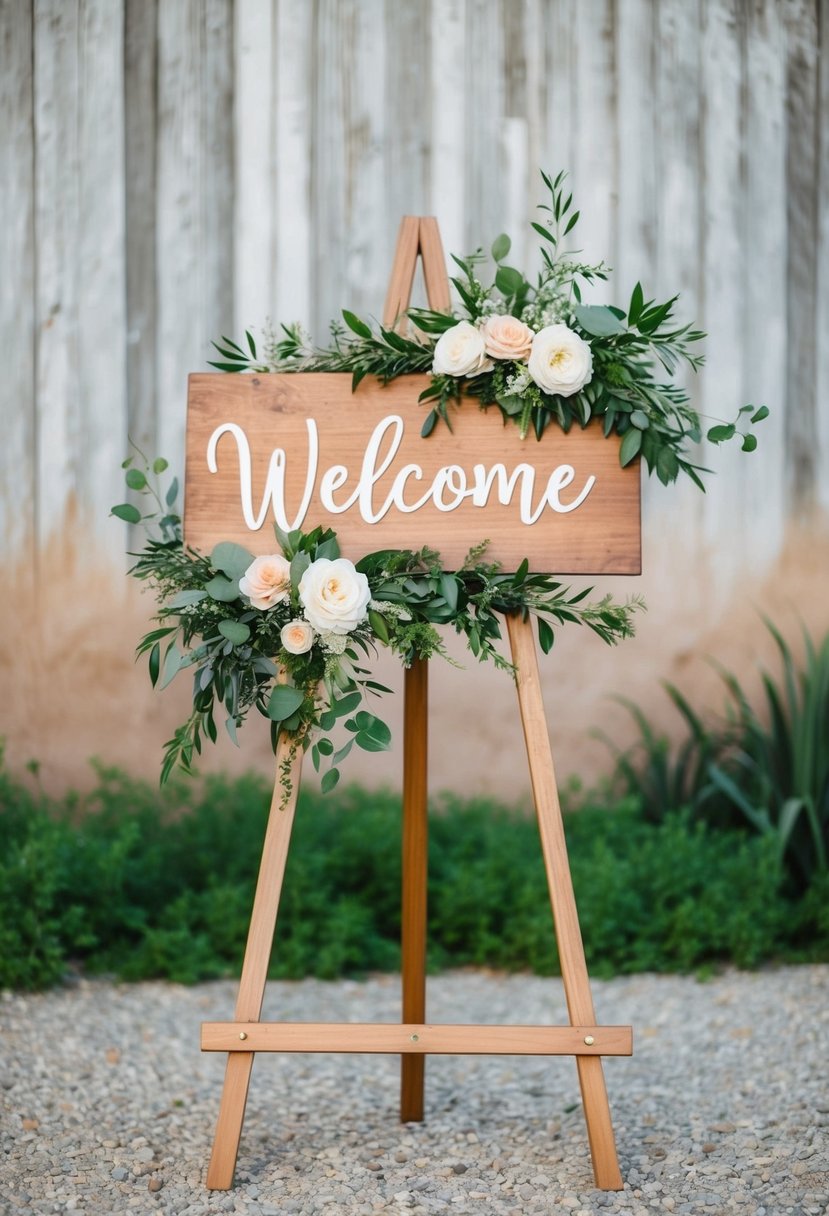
[239,554,291,610]
[432,321,492,378]
[298,558,371,635]
[482,314,534,362]
[280,619,315,655]
[528,324,593,397]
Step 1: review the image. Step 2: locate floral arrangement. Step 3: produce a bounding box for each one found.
[211,170,767,488]
[118,458,642,791]
[116,170,764,788]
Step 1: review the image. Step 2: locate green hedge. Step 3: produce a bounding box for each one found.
[1,759,827,990]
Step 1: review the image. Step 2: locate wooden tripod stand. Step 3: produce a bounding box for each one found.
[202,218,630,1191]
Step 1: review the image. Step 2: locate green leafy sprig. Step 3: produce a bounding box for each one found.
[115,453,644,790]
[211,169,767,489]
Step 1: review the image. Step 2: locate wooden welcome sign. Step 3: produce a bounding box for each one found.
[184,373,640,574]
[198,217,633,1196]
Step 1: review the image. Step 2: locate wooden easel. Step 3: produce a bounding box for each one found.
[202,218,630,1191]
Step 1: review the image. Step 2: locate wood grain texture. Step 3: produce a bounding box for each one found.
[0,0,35,567]
[201,1022,633,1056]
[506,612,622,1190]
[400,657,428,1122]
[183,373,641,574]
[205,735,304,1190]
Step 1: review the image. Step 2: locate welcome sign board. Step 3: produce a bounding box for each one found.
[184,373,640,574]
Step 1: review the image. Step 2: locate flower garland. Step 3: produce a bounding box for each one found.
[119,458,643,792]
[117,169,765,789]
[211,170,768,488]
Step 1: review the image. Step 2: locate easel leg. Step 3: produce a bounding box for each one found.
[400,658,428,1121]
[206,736,304,1189]
[505,614,623,1191]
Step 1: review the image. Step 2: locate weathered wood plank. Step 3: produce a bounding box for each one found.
[743,0,787,548]
[430,0,467,262]
[699,0,745,582]
[571,0,616,302]
[77,0,127,559]
[33,0,81,550]
[125,0,158,462]
[156,0,234,473]
[815,0,829,513]
[233,0,275,336]
[614,0,657,301]
[311,0,386,335]
[650,0,705,559]
[0,0,36,567]
[783,0,819,510]
[273,0,314,330]
[463,0,506,252]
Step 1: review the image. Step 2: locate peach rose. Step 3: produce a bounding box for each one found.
[239,554,291,610]
[280,619,315,655]
[482,314,534,362]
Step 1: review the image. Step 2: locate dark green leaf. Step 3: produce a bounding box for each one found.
[111,503,141,524]
[538,618,554,654]
[126,469,146,490]
[317,737,334,756]
[741,433,758,453]
[530,221,556,245]
[321,768,340,794]
[342,309,372,340]
[628,281,644,326]
[495,265,525,296]
[368,609,390,644]
[148,642,161,687]
[706,424,735,444]
[619,428,642,466]
[751,405,769,423]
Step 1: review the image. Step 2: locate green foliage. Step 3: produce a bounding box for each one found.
[605,622,829,891]
[214,169,767,488]
[0,755,825,992]
[123,461,643,785]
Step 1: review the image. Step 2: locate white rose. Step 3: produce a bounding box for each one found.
[298,558,371,635]
[280,619,315,655]
[239,554,291,610]
[482,314,534,362]
[527,324,593,397]
[432,321,493,378]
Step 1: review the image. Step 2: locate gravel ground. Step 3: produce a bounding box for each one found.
[1,966,828,1216]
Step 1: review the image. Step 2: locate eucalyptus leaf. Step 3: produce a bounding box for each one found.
[574,305,626,337]
[111,503,141,524]
[168,589,207,609]
[205,575,239,603]
[211,541,254,582]
[491,232,511,262]
[126,468,147,490]
[218,619,251,645]
[267,684,306,722]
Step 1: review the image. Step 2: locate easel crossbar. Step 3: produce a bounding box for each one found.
[201,1022,633,1056]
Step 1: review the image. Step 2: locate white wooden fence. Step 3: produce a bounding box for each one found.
[2,0,827,582]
